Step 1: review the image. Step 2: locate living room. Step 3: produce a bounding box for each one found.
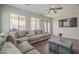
[0,4,79,54]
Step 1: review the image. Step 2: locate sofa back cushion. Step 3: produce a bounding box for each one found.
[0,37,6,51]
[0,42,21,54]
[29,31,35,36]
[18,31,29,38]
[37,30,42,35]
[9,32,18,39]
[41,29,46,34]
[34,30,42,35]
[41,29,45,34]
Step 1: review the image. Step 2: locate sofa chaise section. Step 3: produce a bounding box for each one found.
[1,42,22,54]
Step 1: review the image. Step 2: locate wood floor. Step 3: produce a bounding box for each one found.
[32,39,79,54]
[32,39,55,54]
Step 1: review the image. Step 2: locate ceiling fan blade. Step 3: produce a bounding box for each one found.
[54,7,63,10]
[53,9,57,13]
[47,10,51,14]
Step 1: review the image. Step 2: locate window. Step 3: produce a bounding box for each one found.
[10,13,26,31]
[44,21,47,32]
[31,17,36,30]
[10,13,18,31]
[31,17,40,30]
[36,18,40,29]
[47,22,51,34]
[19,16,26,30]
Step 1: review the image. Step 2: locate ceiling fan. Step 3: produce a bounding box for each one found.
[47,5,63,14]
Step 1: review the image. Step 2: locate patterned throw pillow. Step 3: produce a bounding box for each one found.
[36,30,42,35]
[9,32,19,39]
[6,35,17,46]
[18,31,27,38]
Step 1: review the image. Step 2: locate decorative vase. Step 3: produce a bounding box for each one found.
[59,33,63,41]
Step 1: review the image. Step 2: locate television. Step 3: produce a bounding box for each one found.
[59,17,77,27]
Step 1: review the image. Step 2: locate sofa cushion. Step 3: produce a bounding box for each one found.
[26,49,40,54]
[36,30,42,35]
[9,32,18,39]
[16,37,28,43]
[34,30,37,35]
[40,30,44,34]
[34,30,44,35]
[0,37,6,51]
[17,41,34,53]
[1,42,21,54]
[29,35,41,40]
[42,29,46,33]
[18,31,29,38]
[29,31,35,36]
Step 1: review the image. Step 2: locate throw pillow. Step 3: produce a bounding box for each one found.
[17,41,34,53]
[6,35,17,46]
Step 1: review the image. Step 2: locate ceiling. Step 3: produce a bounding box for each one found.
[8,4,79,18]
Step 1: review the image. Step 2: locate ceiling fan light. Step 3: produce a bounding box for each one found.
[48,10,54,15]
[51,5,55,8]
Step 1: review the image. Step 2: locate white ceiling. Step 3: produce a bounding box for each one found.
[8,4,79,18]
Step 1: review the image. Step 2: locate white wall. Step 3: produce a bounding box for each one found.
[53,11,79,40]
[0,5,52,33]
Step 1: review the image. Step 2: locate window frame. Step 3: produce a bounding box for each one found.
[18,15,26,31]
[31,17,40,30]
[9,13,26,32]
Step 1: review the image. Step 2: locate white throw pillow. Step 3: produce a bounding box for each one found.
[17,41,34,53]
[29,31,35,36]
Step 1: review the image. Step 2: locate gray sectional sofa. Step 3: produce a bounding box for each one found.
[0,29,50,54]
[28,30,50,44]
